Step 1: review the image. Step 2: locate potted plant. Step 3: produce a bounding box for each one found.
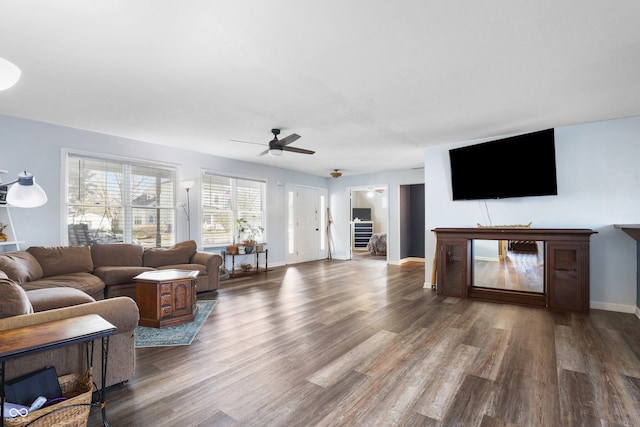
[235,218,264,253]
[0,222,7,242]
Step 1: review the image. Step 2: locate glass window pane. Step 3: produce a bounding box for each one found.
[66,154,176,247]
[201,173,265,247]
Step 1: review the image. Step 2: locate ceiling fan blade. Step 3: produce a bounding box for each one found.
[282,146,315,155]
[259,148,270,156]
[230,139,267,146]
[277,133,301,147]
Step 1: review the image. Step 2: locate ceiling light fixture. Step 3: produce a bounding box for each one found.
[330,169,342,178]
[0,57,21,91]
[366,189,374,198]
[269,147,283,157]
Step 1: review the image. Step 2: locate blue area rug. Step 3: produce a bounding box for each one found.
[135,300,216,348]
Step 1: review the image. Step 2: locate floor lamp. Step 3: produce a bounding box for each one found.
[3,171,48,207]
[179,180,195,240]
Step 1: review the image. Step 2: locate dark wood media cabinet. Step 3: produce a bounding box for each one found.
[432,227,597,313]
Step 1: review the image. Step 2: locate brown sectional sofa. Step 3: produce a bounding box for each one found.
[0,282,139,387]
[92,240,222,299]
[0,240,222,387]
[0,240,222,300]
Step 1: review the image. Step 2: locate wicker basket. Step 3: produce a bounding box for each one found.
[5,369,94,427]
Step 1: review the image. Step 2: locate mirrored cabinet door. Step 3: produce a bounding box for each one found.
[436,239,469,298]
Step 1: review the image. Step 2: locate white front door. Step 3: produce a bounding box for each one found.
[285,185,327,264]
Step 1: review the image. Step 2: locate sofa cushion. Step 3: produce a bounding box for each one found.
[0,251,44,284]
[27,246,93,277]
[94,266,155,286]
[27,288,96,312]
[0,278,34,318]
[21,273,105,298]
[91,243,144,268]
[143,240,197,268]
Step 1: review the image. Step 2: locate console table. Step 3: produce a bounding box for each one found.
[222,248,268,278]
[432,227,597,313]
[0,314,115,426]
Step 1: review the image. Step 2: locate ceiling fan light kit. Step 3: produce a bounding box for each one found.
[330,169,342,178]
[0,57,21,91]
[269,148,283,157]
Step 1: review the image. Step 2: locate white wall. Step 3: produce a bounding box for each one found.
[425,116,640,313]
[474,240,499,261]
[0,115,326,267]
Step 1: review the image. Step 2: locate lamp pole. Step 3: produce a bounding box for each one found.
[185,187,191,240]
[180,180,195,241]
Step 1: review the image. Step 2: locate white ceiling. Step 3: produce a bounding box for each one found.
[2,1,640,178]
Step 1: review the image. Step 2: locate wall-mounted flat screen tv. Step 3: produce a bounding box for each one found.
[449,128,557,201]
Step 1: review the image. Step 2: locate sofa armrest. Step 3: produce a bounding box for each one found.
[190,252,222,291]
[0,297,139,335]
[0,297,139,386]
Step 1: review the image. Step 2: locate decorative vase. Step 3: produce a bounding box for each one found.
[227,245,238,255]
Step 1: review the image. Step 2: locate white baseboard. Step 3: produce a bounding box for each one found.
[400,257,424,264]
[474,256,500,262]
[423,282,436,289]
[590,300,638,314]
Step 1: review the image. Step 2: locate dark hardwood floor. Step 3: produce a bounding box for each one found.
[89,256,640,426]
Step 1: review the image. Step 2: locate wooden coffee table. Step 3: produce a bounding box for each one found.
[134,269,198,328]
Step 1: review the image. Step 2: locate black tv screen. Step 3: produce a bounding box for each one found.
[449,128,557,200]
[352,208,371,221]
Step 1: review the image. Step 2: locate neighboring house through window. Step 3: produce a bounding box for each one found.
[65,152,177,247]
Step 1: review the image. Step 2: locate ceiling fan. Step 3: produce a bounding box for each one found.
[262,129,314,157]
[366,187,384,197]
[231,129,315,157]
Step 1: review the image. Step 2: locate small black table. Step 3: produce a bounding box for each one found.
[0,314,116,426]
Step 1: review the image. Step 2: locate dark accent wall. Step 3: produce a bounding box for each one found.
[400,184,425,258]
[637,243,639,309]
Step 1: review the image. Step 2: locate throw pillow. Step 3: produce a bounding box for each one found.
[0,279,34,319]
[143,240,197,267]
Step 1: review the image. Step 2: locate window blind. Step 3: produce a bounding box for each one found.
[201,173,265,246]
[66,154,176,247]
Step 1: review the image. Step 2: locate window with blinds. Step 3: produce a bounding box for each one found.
[66,153,176,247]
[201,173,265,246]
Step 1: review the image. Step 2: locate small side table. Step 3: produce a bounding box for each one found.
[222,248,268,278]
[134,269,198,328]
[0,314,116,427]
